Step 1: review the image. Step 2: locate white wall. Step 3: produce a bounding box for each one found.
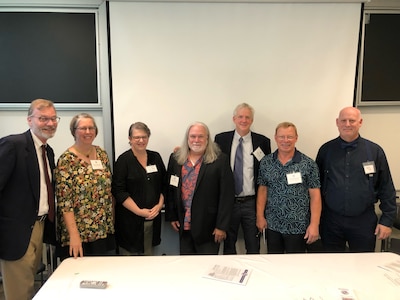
[3,0,398,192]
[359,106,400,188]
[0,110,105,161]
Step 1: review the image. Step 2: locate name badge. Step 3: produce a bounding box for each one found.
[362,161,376,175]
[286,172,302,185]
[252,147,265,162]
[146,165,158,173]
[170,175,179,187]
[90,160,104,170]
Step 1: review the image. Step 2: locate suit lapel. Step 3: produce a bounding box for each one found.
[250,133,260,178]
[251,132,259,152]
[226,131,235,157]
[46,144,56,186]
[195,162,207,193]
[46,145,56,170]
[24,131,40,206]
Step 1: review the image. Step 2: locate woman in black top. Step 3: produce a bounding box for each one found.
[112,122,166,255]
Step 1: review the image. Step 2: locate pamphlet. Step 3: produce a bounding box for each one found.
[378,259,400,287]
[203,264,251,286]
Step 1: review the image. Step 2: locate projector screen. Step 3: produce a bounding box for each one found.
[109,1,362,164]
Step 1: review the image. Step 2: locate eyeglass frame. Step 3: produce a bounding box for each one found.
[276,135,297,141]
[29,115,60,123]
[131,135,149,141]
[75,126,97,132]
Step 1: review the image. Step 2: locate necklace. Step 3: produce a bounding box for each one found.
[74,146,93,158]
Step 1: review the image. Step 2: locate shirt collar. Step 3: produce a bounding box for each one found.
[272,148,301,163]
[339,135,360,149]
[30,129,45,150]
[234,130,251,142]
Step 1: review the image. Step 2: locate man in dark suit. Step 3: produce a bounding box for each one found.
[0,99,58,300]
[165,122,234,254]
[215,103,271,254]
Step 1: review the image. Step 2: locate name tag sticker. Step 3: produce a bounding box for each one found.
[170,175,179,187]
[363,161,376,175]
[146,165,158,173]
[90,160,103,170]
[252,147,265,162]
[286,172,302,185]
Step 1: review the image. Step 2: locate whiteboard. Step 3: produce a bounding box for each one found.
[109,2,362,164]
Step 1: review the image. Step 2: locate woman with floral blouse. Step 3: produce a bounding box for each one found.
[55,113,115,260]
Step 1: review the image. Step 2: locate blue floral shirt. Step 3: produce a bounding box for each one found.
[257,149,320,234]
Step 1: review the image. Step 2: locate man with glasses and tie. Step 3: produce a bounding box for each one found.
[0,99,58,300]
[256,122,321,254]
[215,103,271,254]
[316,107,396,252]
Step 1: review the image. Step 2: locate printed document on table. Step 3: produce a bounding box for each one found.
[203,264,251,285]
[378,259,400,287]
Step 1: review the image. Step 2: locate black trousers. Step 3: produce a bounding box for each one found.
[224,198,259,254]
[321,208,377,252]
[266,229,306,254]
[180,230,220,255]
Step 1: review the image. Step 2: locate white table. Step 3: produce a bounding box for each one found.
[33,252,400,300]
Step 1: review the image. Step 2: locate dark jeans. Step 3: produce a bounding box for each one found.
[180,230,220,255]
[266,229,306,254]
[321,208,377,252]
[224,198,260,254]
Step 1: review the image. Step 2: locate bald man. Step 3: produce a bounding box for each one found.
[316,107,396,252]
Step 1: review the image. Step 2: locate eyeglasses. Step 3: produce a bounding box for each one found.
[131,136,148,141]
[30,116,60,123]
[276,135,296,141]
[76,127,97,132]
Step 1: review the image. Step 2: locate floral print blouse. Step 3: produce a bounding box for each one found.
[55,146,115,247]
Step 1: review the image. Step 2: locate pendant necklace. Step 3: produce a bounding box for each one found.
[74,146,93,158]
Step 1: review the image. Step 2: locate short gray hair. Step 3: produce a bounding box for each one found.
[128,122,151,138]
[233,102,254,119]
[69,113,98,139]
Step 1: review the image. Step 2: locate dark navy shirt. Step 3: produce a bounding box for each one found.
[316,136,396,226]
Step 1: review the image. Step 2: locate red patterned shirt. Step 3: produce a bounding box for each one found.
[181,157,202,230]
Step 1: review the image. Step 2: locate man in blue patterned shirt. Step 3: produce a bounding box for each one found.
[256,122,321,253]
